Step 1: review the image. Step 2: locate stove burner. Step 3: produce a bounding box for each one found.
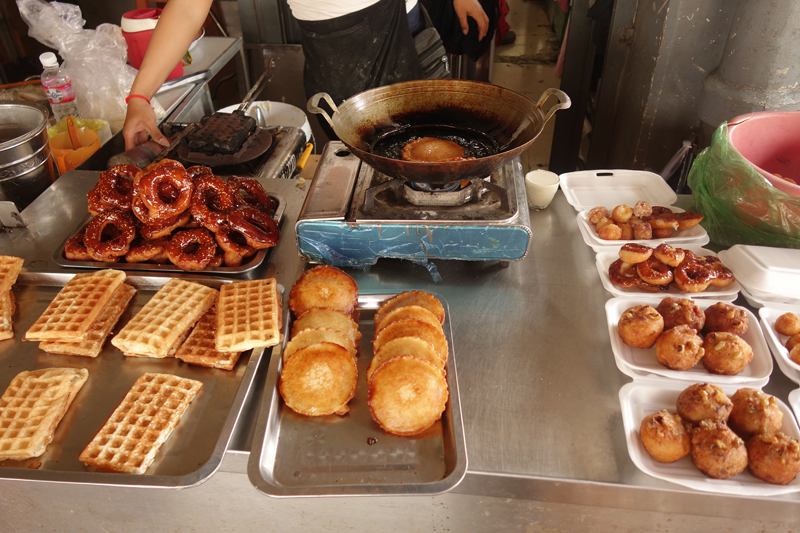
[406,181,465,193]
[403,180,474,207]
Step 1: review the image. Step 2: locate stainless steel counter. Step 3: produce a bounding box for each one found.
[1,169,799,532]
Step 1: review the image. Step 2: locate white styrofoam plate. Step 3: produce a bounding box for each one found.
[560,169,678,212]
[576,207,709,252]
[789,390,800,434]
[759,307,800,383]
[595,246,741,300]
[620,380,800,495]
[718,245,800,302]
[606,298,772,386]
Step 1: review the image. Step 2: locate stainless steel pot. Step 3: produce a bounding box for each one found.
[308,79,570,184]
[0,101,55,210]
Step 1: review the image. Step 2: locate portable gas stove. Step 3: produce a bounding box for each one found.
[296,141,532,273]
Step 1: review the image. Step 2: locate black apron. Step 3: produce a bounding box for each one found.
[296,0,424,138]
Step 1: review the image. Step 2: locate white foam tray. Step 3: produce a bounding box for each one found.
[718,245,800,303]
[619,380,800,495]
[560,169,678,212]
[759,306,800,384]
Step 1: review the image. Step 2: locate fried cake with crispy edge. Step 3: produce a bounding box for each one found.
[373,291,445,328]
[374,305,443,338]
[291,307,361,345]
[367,355,449,436]
[279,341,357,417]
[283,327,357,364]
[288,265,358,317]
[367,336,444,384]
[373,318,449,364]
[0,290,15,341]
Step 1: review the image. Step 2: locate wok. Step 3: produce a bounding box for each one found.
[308,79,570,184]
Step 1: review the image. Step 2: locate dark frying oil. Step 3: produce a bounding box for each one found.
[370,124,497,160]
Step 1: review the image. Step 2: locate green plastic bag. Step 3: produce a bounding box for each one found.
[688,122,800,248]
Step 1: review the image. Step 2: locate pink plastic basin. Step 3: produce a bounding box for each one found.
[726,111,800,198]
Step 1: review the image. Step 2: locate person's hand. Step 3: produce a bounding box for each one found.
[453,0,490,40]
[122,97,169,151]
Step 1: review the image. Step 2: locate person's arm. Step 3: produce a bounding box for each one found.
[452,0,490,41]
[122,0,214,150]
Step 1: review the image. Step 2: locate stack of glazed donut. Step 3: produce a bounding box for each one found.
[63,160,280,271]
[608,243,734,294]
[588,201,704,241]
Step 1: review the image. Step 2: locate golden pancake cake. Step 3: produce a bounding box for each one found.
[288,265,358,317]
[216,278,281,352]
[291,307,362,345]
[176,305,241,370]
[375,305,443,336]
[367,336,444,383]
[283,327,357,363]
[279,342,357,416]
[373,291,445,328]
[373,318,449,363]
[368,355,448,436]
[79,373,203,474]
[0,367,88,460]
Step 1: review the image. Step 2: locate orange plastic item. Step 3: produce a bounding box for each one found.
[49,116,101,175]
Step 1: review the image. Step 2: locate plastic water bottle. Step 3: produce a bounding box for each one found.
[39,52,80,122]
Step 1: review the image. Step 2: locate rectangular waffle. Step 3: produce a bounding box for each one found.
[176,306,240,370]
[182,111,256,154]
[79,373,203,474]
[216,279,281,352]
[0,368,88,460]
[24,270,126,343]
[0,255,23,295]
[39,284,136,357]
[111,279,216,358]
[0,291,15,341]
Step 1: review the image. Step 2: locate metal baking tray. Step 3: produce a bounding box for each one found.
[0,272,275,488]
[247,292,467,497]
[52,194,286,274]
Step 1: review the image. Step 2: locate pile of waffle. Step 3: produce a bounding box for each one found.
[0,255,24,341]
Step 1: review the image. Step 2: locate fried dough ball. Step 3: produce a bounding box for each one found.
[612,204,633,223]
[701,332,753,375]
[598,223,622,240]
[775,312,800,336]
[676,383,732,426]
[279,342,358,416]
[639,410,691,463]
[633,222,653,240]
[288,265,359,317]
[790,344,800,366]
[588,206,611,225]
[633,201,653,218]
[728,388,783,440]
[595,217,614,232]
[368,355,448,436]
[656,297,705,331]
[619,222,634,240]
[702,302,749,336]
[785,333,800,352]
[655,325,704,371]
[618,304,664,349]
[746,433,800,485]
[691,420,748,479]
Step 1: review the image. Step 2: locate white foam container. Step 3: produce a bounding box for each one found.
[595,246,740,300]
[759,306,800,384]
[560,169,678,212]
[718,245,800,304]
[607,298,771,387]
[619,380,800,496]
[218,101,312,143]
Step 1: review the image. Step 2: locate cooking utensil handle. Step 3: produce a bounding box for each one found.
[307,93,339,128]
[537,88,571,124]
[237,58,276,113]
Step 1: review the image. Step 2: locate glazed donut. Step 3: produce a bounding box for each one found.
[228,176,274,214]
[87,186,116,216]
[191,176,236,232]
[633,222,653,240]
[611,204,633,224]
[588,206,611,225]
[207,249,225,268]
[215,224,256,257]
[226,206,280,249]
[646,207,681,230]
[186,165,213,181]
[136,165,194,219]
[619,243,653,264]
[673,261,713,293]
[165,228,217,270]
[63,232,93,261]
[653,243,685,267]
[608,259,640,289]
[125,236,170,263]
[633,201,653,218]
[131,195,167,225]
[636,278,669,293]
[706,261,735,288]
[139,210,191,240]
[97,164,137,211]
[676,211,704,230]
[83,210,137,261]
[636,257,674,286]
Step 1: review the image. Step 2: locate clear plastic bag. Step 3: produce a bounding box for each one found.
[688,122,800,248]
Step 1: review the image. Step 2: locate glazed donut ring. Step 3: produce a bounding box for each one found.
[619,243,653,264]
[165,228,217,271]
[137,165,194,219]
[97,164,137,211]
[215,224,256,257]
[608,259,640,289]
[139,210,191,240]
[191,176,236,232]
[87,186,116,216]
[186,165,213,181]
[228,176,274,214]
[83,210,137,261]
[125,237,170,263]
[63,232,93,261]
[676,211,704,230]
[226,206,280,249]
[706,261,735,288]
[653,243,685,267]
[636,257,674,286]
[673,261,713,293]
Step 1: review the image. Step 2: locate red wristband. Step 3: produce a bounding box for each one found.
[125,94,151,105]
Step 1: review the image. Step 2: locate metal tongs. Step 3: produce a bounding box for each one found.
[236,58,276,115]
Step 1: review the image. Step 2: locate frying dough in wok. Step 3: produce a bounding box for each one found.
[401,137,472,162]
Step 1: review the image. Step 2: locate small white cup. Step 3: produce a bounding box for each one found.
[525,170,560,210]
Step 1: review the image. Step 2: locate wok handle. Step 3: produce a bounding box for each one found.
[537,88,571,124]
[307,93,340,128]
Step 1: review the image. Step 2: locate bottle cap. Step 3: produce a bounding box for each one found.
[39,52,58,68]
